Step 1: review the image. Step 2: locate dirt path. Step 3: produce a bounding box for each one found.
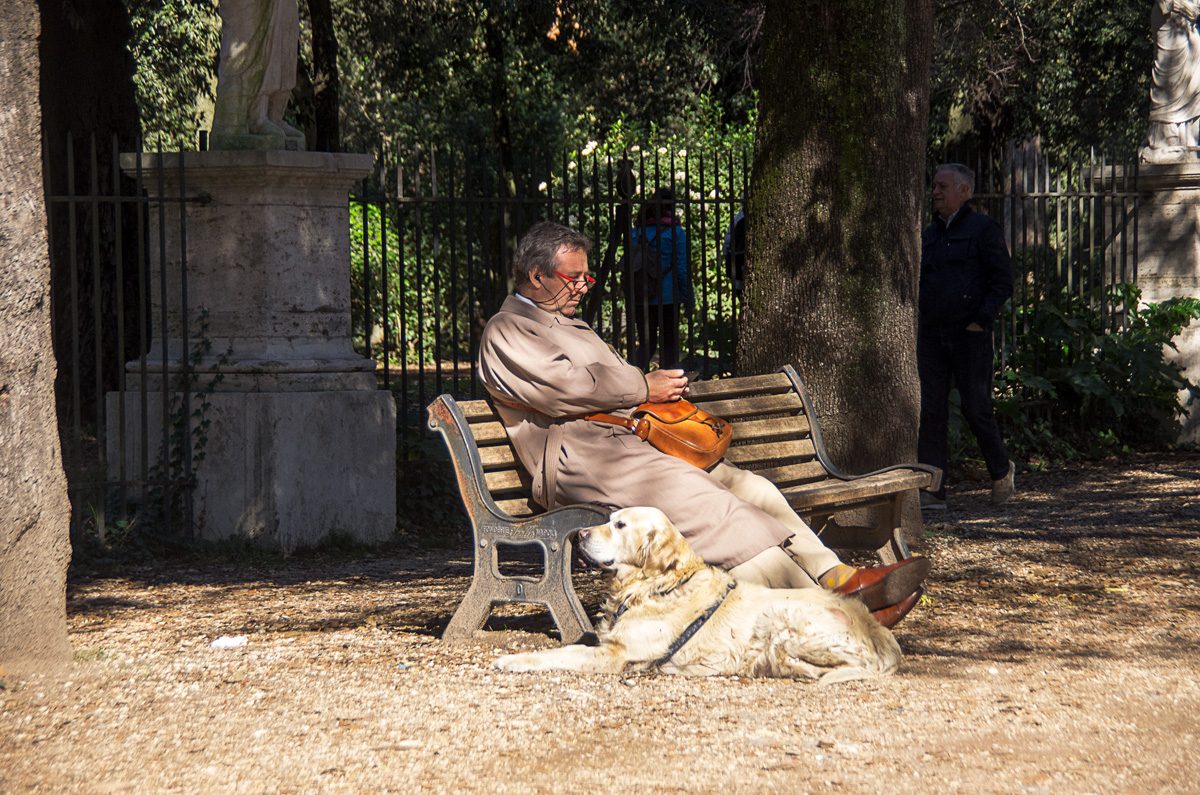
[3,454,1199,793]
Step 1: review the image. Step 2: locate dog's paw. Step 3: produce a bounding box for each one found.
[493,652,543,672]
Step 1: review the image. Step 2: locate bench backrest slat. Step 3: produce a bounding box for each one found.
[729,415,811,443]
[691,393,805,421]
[477,444,520,470]
[752,460,831,488]
[457,399,498,422]
[725,438,818,468]
[467,421,509,445]
[484,468,532,496]
[686,372,793,400]
[494,497,541,518]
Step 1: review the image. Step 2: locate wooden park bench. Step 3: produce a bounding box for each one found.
[427,364,942,644]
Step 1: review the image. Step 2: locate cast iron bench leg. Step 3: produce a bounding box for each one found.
[442,578,496,641]
[538,536,593,644]
[875,494,912,565]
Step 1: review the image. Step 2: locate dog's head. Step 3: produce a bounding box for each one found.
[576,507,702,578]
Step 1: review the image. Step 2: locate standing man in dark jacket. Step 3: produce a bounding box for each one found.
[917,163,1015,510]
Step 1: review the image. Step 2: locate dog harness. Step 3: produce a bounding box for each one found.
[613,578,738,667]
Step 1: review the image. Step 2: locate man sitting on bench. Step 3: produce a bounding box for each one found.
[477,221,930,627]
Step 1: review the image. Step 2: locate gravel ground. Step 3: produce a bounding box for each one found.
[2,452,1199,794]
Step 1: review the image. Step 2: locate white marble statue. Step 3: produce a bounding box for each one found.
[211,0,305,150]
[1142,0,1200,163]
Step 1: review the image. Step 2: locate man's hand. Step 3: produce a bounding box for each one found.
[645,368,688,402]
[965,322,985,332]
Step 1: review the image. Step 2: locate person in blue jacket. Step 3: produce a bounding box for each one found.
[630,187,694,370]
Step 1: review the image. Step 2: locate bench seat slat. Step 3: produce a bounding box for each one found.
[724,438,817,467]
[781,469,934,510]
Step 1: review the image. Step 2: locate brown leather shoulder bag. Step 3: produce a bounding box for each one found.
[584,399,733,470]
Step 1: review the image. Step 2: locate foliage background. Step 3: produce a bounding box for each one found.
[116,0,1196,482]
[126,1,1156,164]
[929,0,1152,161]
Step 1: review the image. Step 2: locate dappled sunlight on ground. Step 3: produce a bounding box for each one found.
[1,453,1198,792]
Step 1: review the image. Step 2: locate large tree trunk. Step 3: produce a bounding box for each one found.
[0,0,73,677]
[307,0,341,152]
[741,0,933,479]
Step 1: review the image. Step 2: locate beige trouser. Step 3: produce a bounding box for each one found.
[711,462,841,589]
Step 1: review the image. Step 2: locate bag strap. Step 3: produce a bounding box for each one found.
[581,411,639,430]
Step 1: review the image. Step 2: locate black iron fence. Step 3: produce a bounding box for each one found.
[350,143,752,439]
[353,142,1142,441]
[44,134,197,543]
[945,142,1140,370]
[45,136,1142,536]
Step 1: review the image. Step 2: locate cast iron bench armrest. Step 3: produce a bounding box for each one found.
[778,364,943,493]
[688,365,941,565]
[428,395,607,644]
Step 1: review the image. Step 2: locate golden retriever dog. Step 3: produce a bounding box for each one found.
[495,507,901,684]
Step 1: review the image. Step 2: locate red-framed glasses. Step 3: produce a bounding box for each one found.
[553,270,596,289]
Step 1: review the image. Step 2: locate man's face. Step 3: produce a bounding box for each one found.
[931,170,971,219]
[530,247,593,317]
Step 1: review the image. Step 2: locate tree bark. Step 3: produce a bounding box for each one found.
[741,0,933,479]
[306,0,340,152]
[483,1,517,199]
[1,0,73,677]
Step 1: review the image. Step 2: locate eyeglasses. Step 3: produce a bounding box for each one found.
[552,270,596,289]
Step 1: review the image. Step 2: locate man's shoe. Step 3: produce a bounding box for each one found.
[832,557,932,611]
[871,587,924,629]
[920,492,947,512]
[991,460,1016,505]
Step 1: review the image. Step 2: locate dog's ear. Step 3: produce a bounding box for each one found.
[826,606,851,628]
[638,527,679,576]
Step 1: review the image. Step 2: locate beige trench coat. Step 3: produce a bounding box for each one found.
[477,294,791,568]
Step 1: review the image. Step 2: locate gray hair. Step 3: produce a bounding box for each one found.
[936,162,975,193]
[513,221,592,287]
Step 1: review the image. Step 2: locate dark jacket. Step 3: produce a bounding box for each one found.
[918,203,1013,330]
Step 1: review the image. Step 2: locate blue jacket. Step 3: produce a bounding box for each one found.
[635,222,694,306]
[919,204,1013,329]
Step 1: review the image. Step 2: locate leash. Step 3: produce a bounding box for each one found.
[652,581,737,666]
[612,576,738,667]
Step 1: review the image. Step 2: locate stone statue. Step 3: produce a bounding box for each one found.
[1142,0,1200,163]
[211,0,306,151]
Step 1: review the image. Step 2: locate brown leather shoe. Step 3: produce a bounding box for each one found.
[871,587,923,629]
[832,557,931,611]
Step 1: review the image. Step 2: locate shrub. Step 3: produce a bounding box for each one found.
[991,284,1200,463]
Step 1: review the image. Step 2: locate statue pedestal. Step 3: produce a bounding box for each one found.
[107,151,396,550]
[1127,163,1200,442]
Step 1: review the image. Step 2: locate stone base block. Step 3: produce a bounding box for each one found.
[106,390,396,551]
[1168,324,1200,444]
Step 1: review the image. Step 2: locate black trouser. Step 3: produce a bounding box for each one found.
[634,303,681,370]
[917,325,1009,499]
